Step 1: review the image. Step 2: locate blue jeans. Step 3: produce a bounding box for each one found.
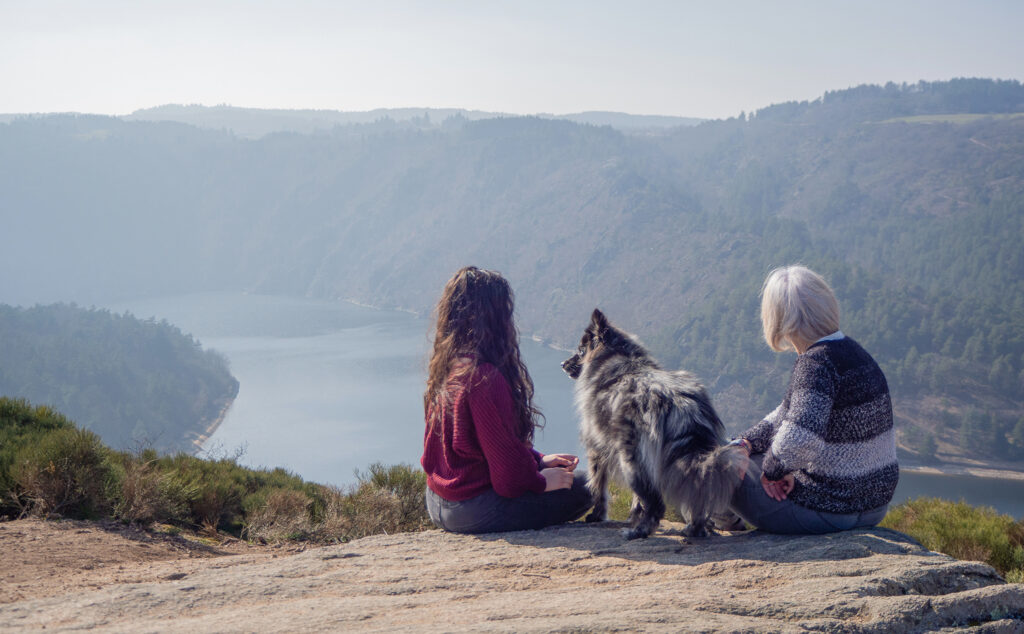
[425,473,593,534]
[730,454,888,534]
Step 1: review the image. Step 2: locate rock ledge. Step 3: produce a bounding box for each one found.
[2,522,1023,632]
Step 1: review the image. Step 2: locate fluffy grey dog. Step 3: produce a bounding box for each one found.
[562,309,744,540]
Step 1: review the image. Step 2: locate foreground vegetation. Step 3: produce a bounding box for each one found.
[0,397,429,543]
[4,396,1023,584]
[881,497,1024,583]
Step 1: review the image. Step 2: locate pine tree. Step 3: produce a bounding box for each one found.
[1011,416,1024,448]
[959,408,987,454]
[919,433,938,462]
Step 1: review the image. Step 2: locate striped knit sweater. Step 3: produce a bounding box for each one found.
[741,336,898,514]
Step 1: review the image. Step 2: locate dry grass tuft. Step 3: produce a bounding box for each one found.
[241,464,432,544]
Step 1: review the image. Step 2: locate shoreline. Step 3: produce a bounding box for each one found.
[190,394,237,453]
[219,294,1024,482]
[900,463,1024,482]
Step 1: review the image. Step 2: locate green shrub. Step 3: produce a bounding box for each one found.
[142,453,316,533]
[153,454,259,531]
[242,487,314,543]
[108,451,192,524]
[294,463,431,544]
[882,497,1024,579]
[0,397,78,515]
[0,397,76,437]
[10,427,114,518]
[1,397,435,544]
[359,463,430,529]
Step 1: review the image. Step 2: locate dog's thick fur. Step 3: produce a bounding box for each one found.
[563,309,743,540]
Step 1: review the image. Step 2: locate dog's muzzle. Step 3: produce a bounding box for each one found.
[561,355,582,379]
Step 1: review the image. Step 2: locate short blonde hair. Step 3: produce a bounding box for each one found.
[760,265,840,352]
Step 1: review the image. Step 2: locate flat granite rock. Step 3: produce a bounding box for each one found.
[2,522,1023,632]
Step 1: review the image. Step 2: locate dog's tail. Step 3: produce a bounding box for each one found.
[662,443,746,527]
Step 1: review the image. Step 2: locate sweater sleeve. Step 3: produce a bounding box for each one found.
[466,366,547,497]
[740,404,783,455]
[530,447,545,467]
[761,352,838,481]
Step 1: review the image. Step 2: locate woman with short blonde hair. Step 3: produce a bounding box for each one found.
[727,265,898,534]
[760,266,840,352]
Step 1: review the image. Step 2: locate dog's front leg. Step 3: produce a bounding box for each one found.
[584,448,608,522]
[628,495,644,527]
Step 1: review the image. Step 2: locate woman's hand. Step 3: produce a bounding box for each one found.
[760,473,795,501]
[733,447,750,481]
[540,453,579,471]
[729,439,751,481]
[540,467,574,491]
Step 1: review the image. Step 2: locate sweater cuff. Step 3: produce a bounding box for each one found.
[741,434,766,456]
[761,451,788,481]
[530,448,545,467]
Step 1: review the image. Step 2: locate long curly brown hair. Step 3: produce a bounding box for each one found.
[424,266,542,443]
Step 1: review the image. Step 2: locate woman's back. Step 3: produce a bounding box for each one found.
[422,361,547,501]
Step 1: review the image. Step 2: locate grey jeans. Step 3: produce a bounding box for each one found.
[730,454,888,534]
[425,473,593,534]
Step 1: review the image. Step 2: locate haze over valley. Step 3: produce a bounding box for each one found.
[2,79,1023,472]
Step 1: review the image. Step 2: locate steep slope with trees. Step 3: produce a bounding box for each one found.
[0,305,238,453]
[0,79,1020,466]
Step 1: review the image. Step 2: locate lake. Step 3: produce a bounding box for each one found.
[110,292,1024,519]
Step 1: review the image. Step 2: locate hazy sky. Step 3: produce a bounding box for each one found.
[2,0,1022,119]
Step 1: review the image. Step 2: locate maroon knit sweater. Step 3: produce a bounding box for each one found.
[421,362,547,501]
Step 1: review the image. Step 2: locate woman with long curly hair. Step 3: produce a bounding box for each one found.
[421,266,592,533]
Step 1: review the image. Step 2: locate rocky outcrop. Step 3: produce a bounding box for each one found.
[2,522,1022,632]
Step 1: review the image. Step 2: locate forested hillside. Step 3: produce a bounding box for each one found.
[1,78,1021,466]
[0,304,238,453]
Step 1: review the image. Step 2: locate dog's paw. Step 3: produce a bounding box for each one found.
[709,512,748,532]
[584,512,605,523]
[622,526,651,540]
[682,523,710,539]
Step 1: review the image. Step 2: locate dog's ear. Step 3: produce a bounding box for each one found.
[590,309,612,342]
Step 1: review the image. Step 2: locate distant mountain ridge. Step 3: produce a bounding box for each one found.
[117,105,703,138]
[0,105,704,139]
[1,78,1021,468]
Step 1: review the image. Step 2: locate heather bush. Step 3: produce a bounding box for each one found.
[245,463,432,544]
[0,398,78,516]
[242,487,314,542]
[108,450,192,524]
[153,454,313,532]
[882,497,1024,580]
[10,427,114,518]
[359,463,432,530]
